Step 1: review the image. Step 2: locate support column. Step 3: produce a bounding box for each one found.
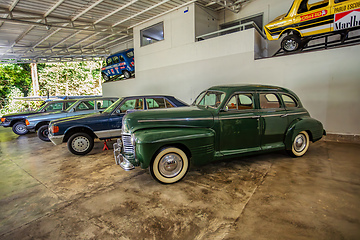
[30,62,39,96]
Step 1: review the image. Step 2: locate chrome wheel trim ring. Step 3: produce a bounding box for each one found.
[158,153,183,178]
[294,134,307,152]
[16,124,27,134]
[71,136,90,152]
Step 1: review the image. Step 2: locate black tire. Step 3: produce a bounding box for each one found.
[281,35,301,52]
[150,147,189,184]
[102,73,110,81]
[67,132,94,155]
[287,131,310,157]
[123,70,131,79]
[12,121,29,135]
[37,125,51,142]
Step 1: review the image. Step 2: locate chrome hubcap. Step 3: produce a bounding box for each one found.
[294,134,306,152]
[16,124,27,134]
[284,39,297,51]
[159,153,183,178]
[71,136,90,152]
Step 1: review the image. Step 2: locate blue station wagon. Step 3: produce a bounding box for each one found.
[48,95,188,155]
[101,48,134,81]
[26,97,118,142]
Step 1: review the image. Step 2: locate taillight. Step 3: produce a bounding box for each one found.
[1,118,5,122]
[51,125,59,133]
[25,119,30,125]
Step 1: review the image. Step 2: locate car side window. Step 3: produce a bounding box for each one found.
[119,55,125,62]
[165,99,174,108]
[112,56,120,64]
[226,93,254,111]
[259,93,281,109]
[106,58,112,66]
[119,99,144,113]
[96,100,115,109]
[146,98,166,109]
[281,94,298,108]
[65,101,75,109]
[75,101,95,111]
[44,102,63,112]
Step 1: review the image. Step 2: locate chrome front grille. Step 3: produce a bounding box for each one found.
[122,134,135,154]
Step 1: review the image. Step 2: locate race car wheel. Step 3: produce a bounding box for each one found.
[281,35,301,52]
[68,132,94,155]
[37,125,51,142]
[123,70,131,79]
[102,73,110,81]
[12,121,29,135]
[150,147,189,184]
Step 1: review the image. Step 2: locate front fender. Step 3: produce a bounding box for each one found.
[63,125,95,140]
[284,117,324,150]
[134,128,215,169]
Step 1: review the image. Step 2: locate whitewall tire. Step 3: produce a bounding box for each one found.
[150,147,189,184]
[288,131,310,157]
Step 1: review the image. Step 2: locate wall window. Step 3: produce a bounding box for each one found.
[140,22,164,47]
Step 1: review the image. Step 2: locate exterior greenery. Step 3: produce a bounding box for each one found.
[0,61,103,115]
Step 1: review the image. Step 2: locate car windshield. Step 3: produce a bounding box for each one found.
[103,98,124,113]
[65,100,80,111]
[193,91,225,109]
[37,101,50,111]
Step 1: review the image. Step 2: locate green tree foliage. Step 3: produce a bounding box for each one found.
[0,61,103,115]
[38,61,102,96]
[0,64,32,106]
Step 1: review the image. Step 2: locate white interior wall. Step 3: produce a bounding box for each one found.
[102,1,360,136]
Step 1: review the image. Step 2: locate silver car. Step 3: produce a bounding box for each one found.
[25,97,118,142]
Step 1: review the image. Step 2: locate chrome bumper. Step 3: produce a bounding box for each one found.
[113,139,135,171]
[48,133,64,145]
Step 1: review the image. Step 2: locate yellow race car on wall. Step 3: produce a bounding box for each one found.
[264,0,360,51]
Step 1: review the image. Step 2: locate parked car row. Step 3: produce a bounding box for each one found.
[1,85,325,184]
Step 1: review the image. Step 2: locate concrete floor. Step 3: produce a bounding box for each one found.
[0,127,359,240]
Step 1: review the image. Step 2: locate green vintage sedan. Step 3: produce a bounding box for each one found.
[114,85,325,184]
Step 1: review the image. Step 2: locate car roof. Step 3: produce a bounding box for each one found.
[207,84,295,95]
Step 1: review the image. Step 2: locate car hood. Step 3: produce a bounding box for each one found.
[26,110,64,121]
[50,112,106,125]
[267,13,287,25]
[2,111,38,119]
[123,106,215,133]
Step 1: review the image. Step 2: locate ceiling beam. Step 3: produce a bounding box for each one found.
[128,0,197,29]
[113,0,171,27]
[94,0,140,25]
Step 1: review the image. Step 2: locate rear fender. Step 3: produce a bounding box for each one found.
[284,117,324,150]
[134,128,215,169]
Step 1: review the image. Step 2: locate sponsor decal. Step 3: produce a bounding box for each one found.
[334,8,360,30]
[111,69,114,73]
[334,1,360,13]
[301,10,327,22]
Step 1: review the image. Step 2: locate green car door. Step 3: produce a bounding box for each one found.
[218,92,261,156]
[258,92,289,151]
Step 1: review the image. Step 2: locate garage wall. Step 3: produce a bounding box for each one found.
[102,2,360,136]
